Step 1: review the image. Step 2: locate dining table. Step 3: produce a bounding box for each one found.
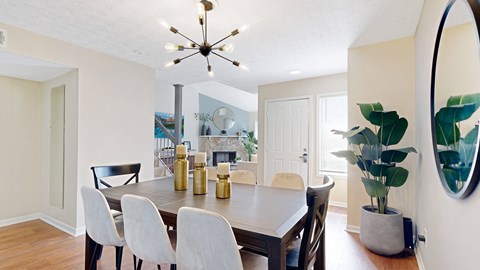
[85,176,308,270]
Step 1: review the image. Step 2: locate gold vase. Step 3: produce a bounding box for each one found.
[174,154,188,190]
[193,162,207,195]
[216,174,231,199]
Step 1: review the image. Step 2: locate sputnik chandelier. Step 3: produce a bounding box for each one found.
[162,0,248,77]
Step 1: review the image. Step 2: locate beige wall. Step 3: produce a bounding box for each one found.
[258,73,348,205]
[41,70,79,226]
[416,0,480,268]
[0,76,43,220]
[0,22,155,230]
[347,37,416,227]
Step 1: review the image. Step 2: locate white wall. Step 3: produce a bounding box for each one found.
[155,80,199,150]
[258,73,348,205]
[347,37,416,227]
[0,22,155,230]
[416,0,480,268]
[0,76,42,220]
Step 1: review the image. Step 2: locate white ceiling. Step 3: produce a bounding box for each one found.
[0,0,424,92]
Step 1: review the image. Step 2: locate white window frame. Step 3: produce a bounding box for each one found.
[316,92,348,177]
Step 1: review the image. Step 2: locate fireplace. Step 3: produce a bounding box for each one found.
[213,151,236,166]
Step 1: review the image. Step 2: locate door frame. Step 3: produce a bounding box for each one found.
[263,95,314,187]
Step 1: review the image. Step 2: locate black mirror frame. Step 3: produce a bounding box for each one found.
[431,0,480,198]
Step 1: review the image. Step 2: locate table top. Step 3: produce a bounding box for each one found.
[100,177,307,239]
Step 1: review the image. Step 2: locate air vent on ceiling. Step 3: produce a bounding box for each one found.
[0,29,6,47]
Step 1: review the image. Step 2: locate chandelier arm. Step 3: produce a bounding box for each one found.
[180,51,201,61]
[211,34,234,47]
[205,8,208,43]
[176,30,201,47]
[206,56,211,66]
[211,51,234,63]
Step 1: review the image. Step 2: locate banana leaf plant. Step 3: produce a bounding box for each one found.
[434,93,480,193]
[332,102,416,214]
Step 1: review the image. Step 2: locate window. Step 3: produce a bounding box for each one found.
[318,94,348,174]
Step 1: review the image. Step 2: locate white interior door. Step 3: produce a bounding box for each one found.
[265,98,309,187]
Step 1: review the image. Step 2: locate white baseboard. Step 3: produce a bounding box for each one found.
[346,224,360,234]
[39,214,85,237]
[0,213,42,227]
[0,212,85,237]
[329,200,347,208]
[415,249,426,270]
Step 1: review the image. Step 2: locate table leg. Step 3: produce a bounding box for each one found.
[267,240,286,270]
[85,232,101,270]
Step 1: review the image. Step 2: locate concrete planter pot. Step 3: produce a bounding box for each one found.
[360,205,404,255]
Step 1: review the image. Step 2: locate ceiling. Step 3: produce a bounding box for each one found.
[0,0,424,93]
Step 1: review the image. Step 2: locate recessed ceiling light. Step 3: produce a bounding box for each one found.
[289,70,302,75]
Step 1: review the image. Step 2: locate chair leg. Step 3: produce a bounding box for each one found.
[133,255,137,270]
[96,245,104,260]
[157,265,162,270]
[137,259,143,270]
[170,264,176,270]
[88,242,100,270]
[115,246,124,270]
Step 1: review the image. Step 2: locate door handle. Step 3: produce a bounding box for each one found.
[299,153,308,163]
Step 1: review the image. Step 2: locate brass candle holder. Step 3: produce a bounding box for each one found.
[193,162,207,195]
[216,174,231,199]
[174,153,188,190]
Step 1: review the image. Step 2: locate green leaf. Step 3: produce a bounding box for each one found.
[368,111,399,127]
[444,165,471,181]
[442,168,459,192]
[361,177,387,198]
[435,119,460,146]
[435,104,477,124]
[378,117,408,146]
[438,150,461,165]
[381,147,417,163]
[447,93,480,111]
[357,159,372,172]
[385,167,409,187]
[331,150,358,165]
[359,127,379,145]
[361,144,382,160]
[464,125,479,144]
[357,103,383,124]
[370,163,394,177]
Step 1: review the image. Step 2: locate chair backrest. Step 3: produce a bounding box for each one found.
[121,194,176,265]
[271,172,305,190]
[91,163,141,189]
[230,169,256,185]
[206,167,218,180]
[80,186,125,247]
[177,207,243,270]
[297,176,335,270]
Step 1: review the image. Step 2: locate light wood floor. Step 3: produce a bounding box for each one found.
[0,206,418,270]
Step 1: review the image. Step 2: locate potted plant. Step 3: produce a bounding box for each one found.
[434,93,480,193]
[332,102,416,255]
[242,130,257,161]
[195,112,213,135]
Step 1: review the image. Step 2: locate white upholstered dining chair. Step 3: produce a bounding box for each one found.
[121,194,176,270]
[81,186,126,270]
[230,169,256,185]
[271,172,305,190]
[206,167,218,180]
[176,207,243,270]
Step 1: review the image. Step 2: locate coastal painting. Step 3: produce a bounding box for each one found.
[154,112,184,138]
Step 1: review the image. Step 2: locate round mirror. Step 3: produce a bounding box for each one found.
[431,0,480,198]
[212,107,236,132]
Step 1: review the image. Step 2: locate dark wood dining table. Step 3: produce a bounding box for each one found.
[85,177,307,270]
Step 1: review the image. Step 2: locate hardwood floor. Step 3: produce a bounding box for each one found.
[0,207,418,270]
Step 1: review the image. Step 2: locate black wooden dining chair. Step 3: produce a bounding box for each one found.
[91,163,141,189]
[241,175,335,270]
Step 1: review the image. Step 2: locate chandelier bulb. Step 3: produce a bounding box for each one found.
[240,25,250,33]
[219,44,234,52]
[197,3,205,14]
[164,59,181,68]
[208,65,214,78]
[165,43,178,52]
[159,20,169,29]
